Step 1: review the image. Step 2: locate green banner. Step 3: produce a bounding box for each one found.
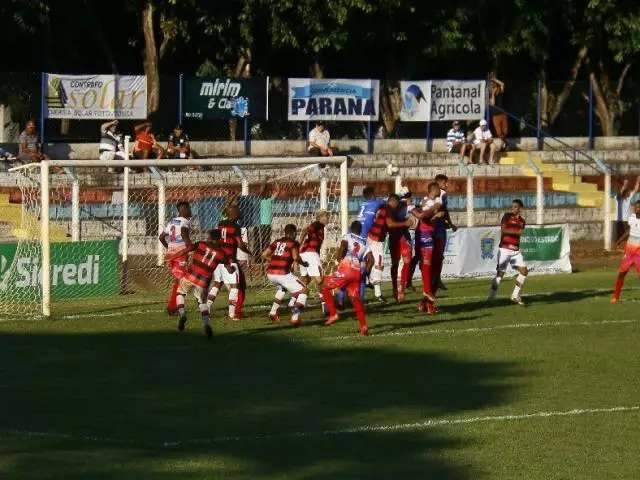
[0,240,120,300]
[520,227,563,261]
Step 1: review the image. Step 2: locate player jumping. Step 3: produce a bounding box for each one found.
[611,200,640,303]
[263,224,309,327]
[299,210,330,311]
[487,199,528,305]
[159,201,193,314]
[171,229,231,339]
[433,174,457,293]
[389,188,413,302]
[322,221,373,336]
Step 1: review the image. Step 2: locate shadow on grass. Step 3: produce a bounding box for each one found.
[0,326,525,480]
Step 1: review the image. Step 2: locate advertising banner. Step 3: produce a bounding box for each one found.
[400,81,431,121]
[183,77,268,120]
[430,80,486,121]
[288,78,379,121]
[0,240,120,300]
[44,74,147,119]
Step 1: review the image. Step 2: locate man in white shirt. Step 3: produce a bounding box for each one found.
[307,121,334,156]
[472,119,497,165]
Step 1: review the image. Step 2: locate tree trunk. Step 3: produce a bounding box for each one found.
[309,59,324,79]
[228,49,252,141]
[142,0,160,115]
[588,62,631,137]
[379,84,401,138]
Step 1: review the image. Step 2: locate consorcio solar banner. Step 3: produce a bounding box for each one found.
[44,74,147,119]
[182,77,268,120]
[288,78,379,121]
[400,80,486,121]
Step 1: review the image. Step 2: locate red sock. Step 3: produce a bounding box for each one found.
[400,260,411,292]
[613,274,626,299]
[167,281,179,313]
[322,288,337,317]
[421,262,433,296]
[235,289,245,318]
[350,295,367,329]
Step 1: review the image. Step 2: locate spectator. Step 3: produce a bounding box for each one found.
[18,120,48,163]
[166,124,192,159]
[307,121,334,156]
[472,119,497,165]
[446,120,469,159]
[99,120,127,161]
[488,74,508,149]
[133,122,164,159]
[615,176,640,244]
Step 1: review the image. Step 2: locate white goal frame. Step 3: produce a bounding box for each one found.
[10,154,350,317]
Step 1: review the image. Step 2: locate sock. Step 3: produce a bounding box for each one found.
[322,288,337,317]
[318,291,326,312]
[512,274,527,298]
[420,262,432,297]
[374,284,382,298]
[291,307,301,322]
[199,304,210,326]
[228,288,238,318]
[295,292,308,307]
[235,288,245,318]
[207,286,219,309]
[176,294,186,317]
[391,263,399,298]
[288,297,296,308]
[167,281,179,312]
[400,261,411,293]
[491,276,502,292]
[350,295,367,329]
[613,274,625,299]
[270,289,286,315]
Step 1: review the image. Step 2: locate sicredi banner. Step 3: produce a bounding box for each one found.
[44,74,147,119]
[288,78,379,121]
[400,81,431,121]
[0,240,120,300]
[430,80,486,121]
[183,77,268,120]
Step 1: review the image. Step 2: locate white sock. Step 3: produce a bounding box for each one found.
[207,286,219,309]
[512,274,527,298]
[288,297,296,307]
[491,276,502,291]
[374,284,382,298]
[291,308,301,322]
[228,288,238,318]
[271,289,286,315]
[296,292,308,307]
[177,294,186,317]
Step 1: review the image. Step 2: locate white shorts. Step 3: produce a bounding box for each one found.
[299,251,322,277]
[99,150,126,161]
[496,248,526,273]
[267,273,305,294]
[177,278,206,303]
[366,240,385,269]
[213,263,240,285]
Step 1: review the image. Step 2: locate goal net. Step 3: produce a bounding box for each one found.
[2,157,348,318]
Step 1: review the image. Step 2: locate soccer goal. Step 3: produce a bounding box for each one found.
[4,155,349,318]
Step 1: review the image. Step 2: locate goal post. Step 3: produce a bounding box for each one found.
[7,156,350,319]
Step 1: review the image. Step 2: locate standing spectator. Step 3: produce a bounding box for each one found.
[615,176,640,245]
[489,74,508,150]
[133,122,165,159]
[446,121,469,159]
[472,119,497,165]
[18,120,48,163]
[166,124,193,159]
[98,120,127,161]
[307,121,334,156]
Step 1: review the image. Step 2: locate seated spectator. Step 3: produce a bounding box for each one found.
[166,124,192,159]
[446,121,469,159]
[18,120,48,163]
[133,122,164,159]
[307,121,334,156]
[99,120,127,161]
[471,119,497,165]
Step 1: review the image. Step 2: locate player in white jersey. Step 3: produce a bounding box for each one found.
[612,200,640,303]
[159,201,193,313]
[321,221,373,336]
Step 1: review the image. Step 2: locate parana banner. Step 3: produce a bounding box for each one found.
[183,77,268,120]
[400,80,486,122]
[0,240,120,300]
[288,78,379,121]
[382,224,571,280]
[44,74,147,119]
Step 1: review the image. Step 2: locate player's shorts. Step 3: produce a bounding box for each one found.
[496,247,526,273]
[167,256,188,280]
[366,240,385,269]
[267,272,305,294]
[177,277,206,303]
[323,264,361,298]
[299,251,323,277]
[619,242,640,273]
[99,150,127,161]
[213,263,240,285]
[390,236,412,261]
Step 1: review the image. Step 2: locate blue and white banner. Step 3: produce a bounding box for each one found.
[400,81,431,121]
[288,78,379,121]
[400,80,486,122]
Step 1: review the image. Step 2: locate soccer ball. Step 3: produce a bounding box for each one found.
[386,164,399,176]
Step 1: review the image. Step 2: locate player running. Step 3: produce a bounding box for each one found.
[171,229,231,339]
[411,183,443,314]
[433,174,457,293]
[367,194,412,303]
[611,200,640,303]
[321,221,373,336]
[389,188,413,302]
[210,206,250,320]
[159,201,193,314]
[299,210,330,310]
[487,199,528,305]
[263,224,309,327]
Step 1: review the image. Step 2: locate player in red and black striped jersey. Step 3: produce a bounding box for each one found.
[171,229,232,338]
[488,199,529,305]
[262,224,309,326]
[299,210,330,312]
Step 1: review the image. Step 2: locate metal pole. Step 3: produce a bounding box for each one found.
[241,178,249,196]
[536,79,542,150]
[466,172,474,227]
[71,179,80,241]
[536,173,544,225]
[340,159,349,235]
[244,117,251,156]
[178,73,183,123]
[40,160,51,317]
[367,120,373,154]
[604,171,612,251]
[122,136,130,262]
[394,174,402,194]
[320,175,328,210]
[156,180,166,267]
[588,81,594,150]
[425,121,431,152]
[40,72,46,156]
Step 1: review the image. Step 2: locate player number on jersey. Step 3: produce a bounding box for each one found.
[201,248,217,266]
[274,242,286,256]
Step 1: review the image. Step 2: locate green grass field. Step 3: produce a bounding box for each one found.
[1,268,639,479]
